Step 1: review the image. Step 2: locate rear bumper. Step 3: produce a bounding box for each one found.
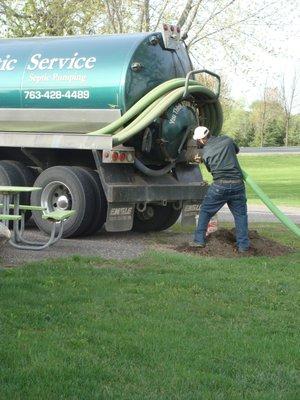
[105,181,207,202]
[96,161,208,203]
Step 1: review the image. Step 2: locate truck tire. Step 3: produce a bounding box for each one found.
[0,161,19,186]
[0,160,36,221]
[155,207,181,231]
[0,161,25,227]
[31,166,96,238]
[132,204,181,232]
[72,167,107,236]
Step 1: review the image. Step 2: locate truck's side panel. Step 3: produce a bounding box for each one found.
[0,34,147,111]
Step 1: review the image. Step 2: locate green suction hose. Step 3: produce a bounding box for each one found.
[242,169,300,237]
[88,78,196,136]
[110,86,221,146]
[87,78,223,145]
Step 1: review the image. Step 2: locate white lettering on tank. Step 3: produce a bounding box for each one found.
[48,58,59,69]
[58,58,70,69]
[26,53,97,71]
[85,57,96,69]
[0,55,18,71]
[39,58,50,70]
[68,52,78,68]
[26,53,41,71]
[73,57,86,69]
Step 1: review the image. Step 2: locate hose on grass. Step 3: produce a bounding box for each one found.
[242,169,300,238]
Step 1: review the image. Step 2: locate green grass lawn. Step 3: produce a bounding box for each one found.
[200,154,300,207]
[1,224,299,399]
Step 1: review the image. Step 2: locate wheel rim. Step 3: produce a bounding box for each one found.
[41,181,73,212]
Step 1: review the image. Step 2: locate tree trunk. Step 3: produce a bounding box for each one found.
[177,0,193,27]
[285,118,289,147]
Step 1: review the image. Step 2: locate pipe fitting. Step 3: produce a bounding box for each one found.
[131,62,143,72]
[136,202,147,212]
[149,35,159,46]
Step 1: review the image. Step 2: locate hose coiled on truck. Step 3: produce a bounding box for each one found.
[87,78,223,146]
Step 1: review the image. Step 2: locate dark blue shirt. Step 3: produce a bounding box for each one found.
[202,135,243,181]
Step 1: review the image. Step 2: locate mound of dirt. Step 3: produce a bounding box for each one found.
[175,228,294,258]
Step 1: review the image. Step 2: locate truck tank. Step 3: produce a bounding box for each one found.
[0,29,222,238]
[0,33,193,129]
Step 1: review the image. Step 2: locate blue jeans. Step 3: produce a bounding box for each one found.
[194,182,250,251]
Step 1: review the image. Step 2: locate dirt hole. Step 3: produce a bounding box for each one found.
[175,228,294,258]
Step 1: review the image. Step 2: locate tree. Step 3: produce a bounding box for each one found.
[1,1,295,56]
[0,0,105,37]
[280,72,298,146]
[264,118,284,146]
[222,100,253,146]
[250,85,285,147]
[288,114,300,146]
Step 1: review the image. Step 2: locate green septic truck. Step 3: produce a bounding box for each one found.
[0,24,222,237]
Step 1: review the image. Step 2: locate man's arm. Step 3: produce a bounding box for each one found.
[193,154,211,172]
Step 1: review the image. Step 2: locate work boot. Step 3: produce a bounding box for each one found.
[189,241,205,248]
[238,247,250,253]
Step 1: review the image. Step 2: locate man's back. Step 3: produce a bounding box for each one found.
[202,135,242,181]
[192,127,249,252]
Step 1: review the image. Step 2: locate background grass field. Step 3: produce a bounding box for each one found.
[200,154,300,206]
[1,223,299,400]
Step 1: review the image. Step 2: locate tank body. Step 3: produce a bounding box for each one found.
[0,33,192,132]
[0,32,199,161]
[0,31,203,165]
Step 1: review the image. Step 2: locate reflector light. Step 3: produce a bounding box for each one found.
[170,25,174,32]
[104,151,110,158]
[177,26,180,33]
[112,152,118,161]
[126,153,133,162]
[163,23,168,31]
[118,152,126,162]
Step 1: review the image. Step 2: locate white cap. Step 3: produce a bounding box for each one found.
[193,126,209,140]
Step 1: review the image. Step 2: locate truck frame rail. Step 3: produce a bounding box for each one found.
[0,131,113,150]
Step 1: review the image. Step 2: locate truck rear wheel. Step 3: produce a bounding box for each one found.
[0,161,23,226]
[31,166,96,238]
[132,204,181,232]
[0,160,37,222]
[72,167,107,236]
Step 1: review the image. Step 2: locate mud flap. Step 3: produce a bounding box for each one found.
[181,201,200,226]
[105,203,135,232]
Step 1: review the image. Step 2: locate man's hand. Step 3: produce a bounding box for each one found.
[193,154,202,163]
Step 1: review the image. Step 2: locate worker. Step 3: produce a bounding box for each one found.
[190,126,250,252]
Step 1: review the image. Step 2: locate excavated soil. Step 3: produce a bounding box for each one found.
[175,228,294,258]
